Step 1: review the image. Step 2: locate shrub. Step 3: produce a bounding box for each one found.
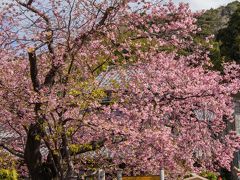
[200,171,218,180]
[0,169,18,180]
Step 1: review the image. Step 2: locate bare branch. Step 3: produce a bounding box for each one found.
[43,65,58,87]
[16,0,51,27]
[28,48,40,92]
[27,0,34,6]
[66,0,76,50]
[16,0,59,89]
[91,56,111,74]
[70,138,106,155]
[97,6,115,27]
[61,127,74,177]
[67,6,118,77]
[0,143,24,158]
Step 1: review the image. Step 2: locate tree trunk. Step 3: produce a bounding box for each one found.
[61,127,75,179]
[24,123,42,179]
[24,123,58,180]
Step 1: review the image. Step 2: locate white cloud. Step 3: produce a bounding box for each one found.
[171,0,238,11]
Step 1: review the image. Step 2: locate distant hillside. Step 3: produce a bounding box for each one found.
[197,1,240,36]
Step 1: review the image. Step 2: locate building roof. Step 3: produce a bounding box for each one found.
[96,66,136,89]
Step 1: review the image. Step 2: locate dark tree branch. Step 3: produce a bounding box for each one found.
[70,138,106,155]
[61,127,74,178]
[169,93,217,101]
[17,0,58,88]
[66,0,76,51]
[42,31,58,88]
[91,56,111,74]
[97,7,115,27]
[28,49,40,92]
[27,0,33,6]
[42,138,61,178]
[43,33,60,88]
[0,143,24,158]
[43,65,58,87]
[17,1,51,26]
[67,6,117,77]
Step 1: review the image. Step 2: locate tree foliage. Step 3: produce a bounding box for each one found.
[197,1,240,69]
[217,4,240,63]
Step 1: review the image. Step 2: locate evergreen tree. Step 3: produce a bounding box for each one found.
[217,5,240,63]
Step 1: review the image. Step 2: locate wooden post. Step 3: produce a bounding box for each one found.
[160,169,164,180]
[117,169,123,180]
[98,169,105,180]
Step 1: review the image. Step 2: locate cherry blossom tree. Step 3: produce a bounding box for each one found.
[0,0,240,179]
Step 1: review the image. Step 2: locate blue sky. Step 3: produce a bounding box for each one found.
[171,0,238,11]
[1,0,238,12]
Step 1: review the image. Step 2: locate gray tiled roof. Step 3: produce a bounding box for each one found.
[0,124,18,142]
[96,66,136,89]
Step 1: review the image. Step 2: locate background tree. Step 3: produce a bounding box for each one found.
[217,4,240,64]
[197,1,240,70]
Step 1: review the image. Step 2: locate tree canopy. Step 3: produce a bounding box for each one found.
[217,4,240,63]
